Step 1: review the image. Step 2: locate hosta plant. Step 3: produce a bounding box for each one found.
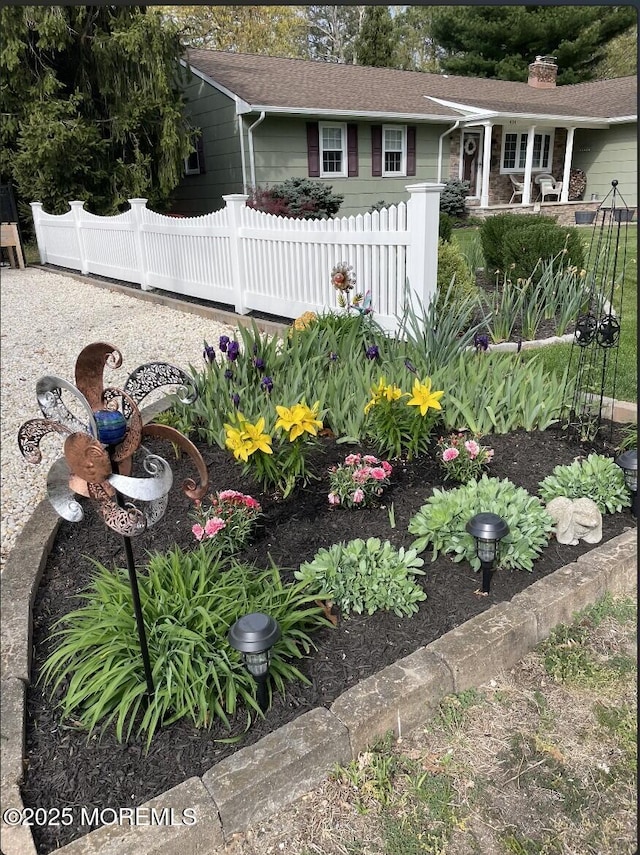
[408,475,554,572]
[328,453,393,508]
[191,490,262,555]
[41,549,330,750]
[538,454,631,514]
[295,537,426,617]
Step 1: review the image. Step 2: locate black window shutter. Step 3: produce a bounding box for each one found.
[307,122,320,177]
[371,125,382,177]
[407,126,416,176]
[196,135,206,174]
[347,124,358,177]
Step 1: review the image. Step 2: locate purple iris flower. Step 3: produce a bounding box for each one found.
[231,392,240,408]
[404,358,417,374]
[227,340,240,361]
[253,357,265,371]
[224,368,234,381]
[219,335,229,353]
[203,343,215,363]
[261,376,274,393]
[365,344,379,360]
[328,351,339,362]
[474,333,489,352]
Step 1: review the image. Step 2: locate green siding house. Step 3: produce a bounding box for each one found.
[171,51,637,218]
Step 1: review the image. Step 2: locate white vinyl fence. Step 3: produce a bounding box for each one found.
[31,182,443,333]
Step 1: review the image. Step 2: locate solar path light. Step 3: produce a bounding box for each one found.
[466,512,510,594]
[615,448,637,517]
[228,612,281,711]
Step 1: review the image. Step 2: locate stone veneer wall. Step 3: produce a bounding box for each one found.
[467,200,603,226]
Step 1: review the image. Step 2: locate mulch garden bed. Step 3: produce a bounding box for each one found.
[22,422,635,853]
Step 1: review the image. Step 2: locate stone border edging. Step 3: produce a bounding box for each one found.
[1,497,636,853]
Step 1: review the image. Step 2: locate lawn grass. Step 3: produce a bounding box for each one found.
[453,223,638,404]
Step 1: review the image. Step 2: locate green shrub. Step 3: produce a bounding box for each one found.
[41,548,329,749]
[436,239,477,312]
[440,179,470,218]
[439,212,453,243]
[501,222,584,285]
[247,177,344,219]
[538,454,631,514]
[295,538,426,617]
[479,213,557,272]
[408,475,554,571]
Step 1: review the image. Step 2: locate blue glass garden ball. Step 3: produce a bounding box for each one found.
[94,409,128,445]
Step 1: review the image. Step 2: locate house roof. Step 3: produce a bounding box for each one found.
[185,50,637,124]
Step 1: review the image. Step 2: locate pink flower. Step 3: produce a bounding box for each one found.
[442,447,459,462]
[363,455,379,464]
[328,492,341,505]
[370,467,387,481]
[218,489,244,501]
[352,488,365,504]
[464,440,480,459]
[344,454,361,466]
[204,517,226,537]
[242,496,261,510]
[352,466,372,483]
[192,524,205,541]
[381,461,393,475]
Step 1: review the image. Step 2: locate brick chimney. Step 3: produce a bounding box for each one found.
[528,56,558,89]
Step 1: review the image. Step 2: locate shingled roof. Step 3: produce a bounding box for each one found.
[185,50,637,123]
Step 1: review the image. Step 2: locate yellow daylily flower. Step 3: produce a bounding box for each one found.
[364,377,406,414]
[407,378,444,416]
[275,401,323,441]
[242,417,273,456]
[224,423,251,462]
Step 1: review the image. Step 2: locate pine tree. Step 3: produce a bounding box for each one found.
[0,6,193,221]
[353,6,396,68]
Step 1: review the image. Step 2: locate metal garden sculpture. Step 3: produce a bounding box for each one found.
[18,342,209,697]
[563,180,631,442]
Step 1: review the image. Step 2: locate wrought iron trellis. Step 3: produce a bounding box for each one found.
[562,180,632,443]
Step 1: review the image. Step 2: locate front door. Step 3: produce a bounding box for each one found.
[461,132,481,197]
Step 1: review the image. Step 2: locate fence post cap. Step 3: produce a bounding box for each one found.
[405,182,445,194]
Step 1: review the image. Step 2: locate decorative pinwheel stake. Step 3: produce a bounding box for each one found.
[18,342,209,697]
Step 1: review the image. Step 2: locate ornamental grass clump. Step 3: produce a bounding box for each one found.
[408,475,554,572]
[538,454,631,514]
[328,453,393,507]
[41,549,330,750]
[437,433,494,483]
[191,490,262,555]
[295,538,426,617]
[364,375,444,459]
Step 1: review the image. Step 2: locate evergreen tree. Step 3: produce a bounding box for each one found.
[0,6,193,220]
[430,5,637,83]
[354,6,396,67]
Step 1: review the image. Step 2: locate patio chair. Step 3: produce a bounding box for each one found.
[537,176,562,202]
[509,175,525,203]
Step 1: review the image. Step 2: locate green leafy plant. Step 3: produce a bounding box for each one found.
[295,537,426,617]
[436,433,494,483]
[247,177,343,219]
[538,454,631,514]
[501,222,584,287]
[328,452,393,508]
[408,475,554,571]
[364,375,443,459]
[479,213,557,273]
[436,238,478,313]
[190,490,262,555]
[41,549,329,749]
[439,211,453,243]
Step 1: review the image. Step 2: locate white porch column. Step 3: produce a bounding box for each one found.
[560,127,574,203]
[522,125,536,205]
[480,123,492,207]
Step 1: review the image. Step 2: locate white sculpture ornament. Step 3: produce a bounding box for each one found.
[546,496,603,545]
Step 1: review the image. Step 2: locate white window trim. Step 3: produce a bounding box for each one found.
[382,124,407,177]
[500,129,554,174]
[319,121,347,178]
[184,150,200,176]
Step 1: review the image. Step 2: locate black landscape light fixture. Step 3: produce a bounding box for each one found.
[615,449,638,517]
[466,512,510,594]
[228,612,281,711]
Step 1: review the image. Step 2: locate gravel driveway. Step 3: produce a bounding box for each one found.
[0,266,237,568]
